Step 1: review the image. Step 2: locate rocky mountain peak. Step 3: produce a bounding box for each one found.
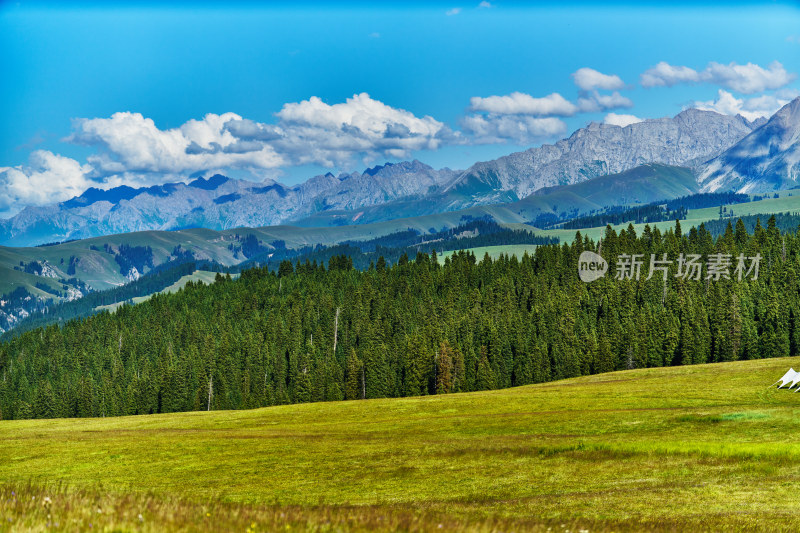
[444,107,760,206]
[188,174,230,190]
[698,97,800,193]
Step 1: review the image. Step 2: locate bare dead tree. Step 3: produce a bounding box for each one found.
[207,374,213,411]
[333,307,341,357]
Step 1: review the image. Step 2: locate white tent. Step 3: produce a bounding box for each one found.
[788,372,800,389]
[775,368,797,388]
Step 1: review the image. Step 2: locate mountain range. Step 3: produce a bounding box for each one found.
[0,161,457,247]
[1,99,798,247]
[698,96,800,193]
[441,108,763,207]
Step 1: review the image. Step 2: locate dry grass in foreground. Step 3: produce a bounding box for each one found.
[4,357,800,531]
[1,483,786,533]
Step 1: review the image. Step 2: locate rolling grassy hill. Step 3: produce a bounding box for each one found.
[521,163,698,213]
[0,220,555,335]
[94,270,230,313]
[436,244,540,262]
[2,357,800,531]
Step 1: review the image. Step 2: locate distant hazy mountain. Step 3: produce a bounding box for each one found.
[442,109,762,208]
[0,108,767,247]
[698,97,800,193]
[291,163,698,229]
[0,161,457,247]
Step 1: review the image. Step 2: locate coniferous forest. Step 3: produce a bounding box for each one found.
[1,216,798,420]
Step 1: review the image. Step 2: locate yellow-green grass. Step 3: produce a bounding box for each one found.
[437,244,538,262]
[94,270,233,313]
[3,358,800,531]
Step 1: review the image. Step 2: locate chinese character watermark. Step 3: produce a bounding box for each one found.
[579,251,760,283]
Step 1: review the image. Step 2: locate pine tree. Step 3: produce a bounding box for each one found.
[435,341,454,394]
[33,381,57,419]
[475,346,496,391]
[345,348,362,400]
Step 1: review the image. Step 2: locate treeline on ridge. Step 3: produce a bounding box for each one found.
[246,219,557,271]
[541,192,755,230]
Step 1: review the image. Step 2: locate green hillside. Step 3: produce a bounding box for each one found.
[520,162,699,214]
[0,224,405,299]
[0,220,555,335]
[0,230,235,297]
[0,216,521,298]
[2,357,799,531]
[436,244,539,262]
[94,270,228,313]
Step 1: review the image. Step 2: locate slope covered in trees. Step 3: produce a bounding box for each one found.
[1,260,230,341]
[0,216,798,420]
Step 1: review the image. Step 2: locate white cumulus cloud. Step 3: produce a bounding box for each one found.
[276,93,442,138]
[265,93,453,167]
[446,7,461,15]
[65,95,455,175]
[469,92,578,116]
[460,114,566,145]
[603,113,644,127]
[577,91,633,113]
[640,62,701,88]
[68,111,284,177]
[571,68,625,91]
[0,151,94,216]
[694,88,800,122]
[703,61,795,94]
[641,60,795,94]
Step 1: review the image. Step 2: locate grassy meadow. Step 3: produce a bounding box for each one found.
[3,357,800,531]
[436,244,539,262]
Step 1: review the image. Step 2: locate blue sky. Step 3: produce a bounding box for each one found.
[1,1,799,215]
